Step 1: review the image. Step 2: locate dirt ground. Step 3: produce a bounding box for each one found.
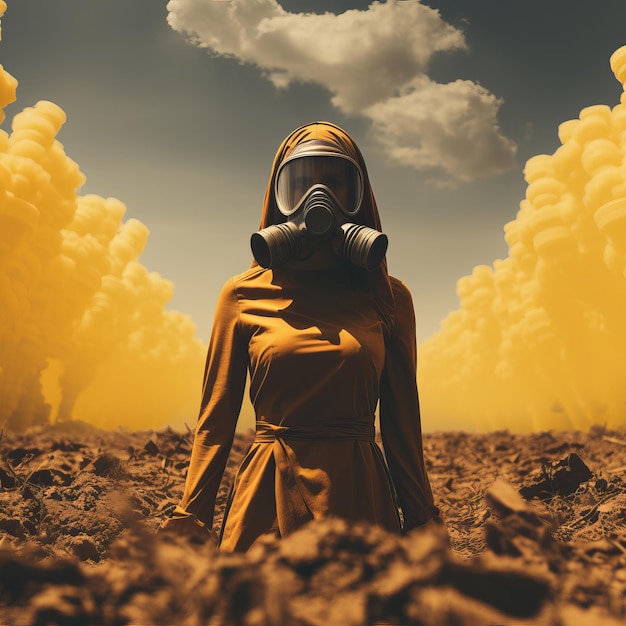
[0,421,625,625]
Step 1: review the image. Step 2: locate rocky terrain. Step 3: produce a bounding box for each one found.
[0,421,625,625]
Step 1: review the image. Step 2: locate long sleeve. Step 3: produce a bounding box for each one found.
[379,279,439,531]
[172,278,248,529]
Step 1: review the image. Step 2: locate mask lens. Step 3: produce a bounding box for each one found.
[276,155,363,216]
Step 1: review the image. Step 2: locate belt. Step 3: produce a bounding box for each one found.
[214,415,404,541]
[254,418,375,443]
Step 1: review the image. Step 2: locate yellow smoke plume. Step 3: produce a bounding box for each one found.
[0,3,205,430]
[419,47,626,433]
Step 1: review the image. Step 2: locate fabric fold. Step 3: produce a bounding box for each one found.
[254,418,376,533]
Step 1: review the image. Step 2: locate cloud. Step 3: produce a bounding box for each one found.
[167,0,516,182]
[364,76,517,182]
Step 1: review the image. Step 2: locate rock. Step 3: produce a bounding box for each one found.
[442,556,552,619]
[86,453,123,476]
[67,535,100,562]
[595,478,608,492]
[520,452,593,501]
[483,478,569,573]
[0,518,26,539]
[486,478,531,517]
[143,439,160,456]
[26,468,73,487]
[28,584,99,625]
[407,586,533,626]
[0,467,18,489]
[0,548,84,603]
[6,447,42,467]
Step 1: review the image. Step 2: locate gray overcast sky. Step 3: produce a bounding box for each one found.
[1,0,625,342]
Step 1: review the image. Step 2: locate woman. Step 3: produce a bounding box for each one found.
[162,122,442,551]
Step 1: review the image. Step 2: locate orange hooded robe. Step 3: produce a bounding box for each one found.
[170,122,439,551]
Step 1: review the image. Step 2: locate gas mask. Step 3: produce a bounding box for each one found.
[251,141,388,271]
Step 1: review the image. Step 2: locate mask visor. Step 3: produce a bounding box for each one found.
[276,154,363,217]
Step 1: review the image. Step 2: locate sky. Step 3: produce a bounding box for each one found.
[1,0,626,344]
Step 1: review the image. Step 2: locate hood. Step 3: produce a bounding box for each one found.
[257,121,383,234]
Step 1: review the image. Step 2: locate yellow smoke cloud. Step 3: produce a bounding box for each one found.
[418,47,626,433]
[0,3,205,430]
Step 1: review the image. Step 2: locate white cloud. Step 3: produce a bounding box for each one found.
[365,76,517,182]
[167,0,517,182]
